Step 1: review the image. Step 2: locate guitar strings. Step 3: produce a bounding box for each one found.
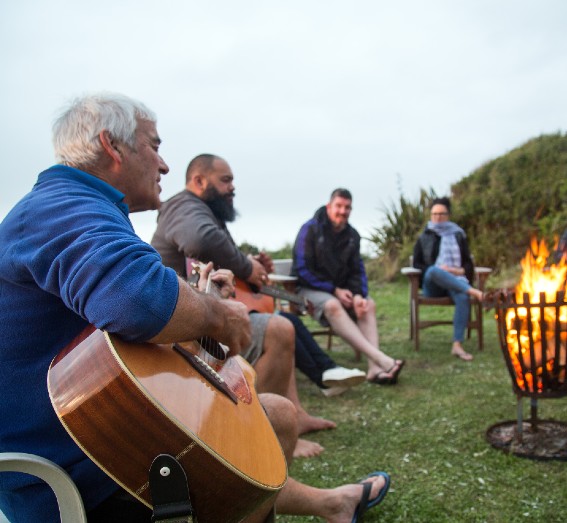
[198,270,228,364]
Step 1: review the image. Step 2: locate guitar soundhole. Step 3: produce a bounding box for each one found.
[197,337,227,362]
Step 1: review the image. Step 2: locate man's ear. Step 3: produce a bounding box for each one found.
[193,172,206,190]
[99,130,123,164]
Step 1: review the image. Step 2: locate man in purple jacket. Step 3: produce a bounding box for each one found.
[293,188,404,385]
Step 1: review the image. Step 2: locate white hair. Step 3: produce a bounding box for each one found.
[52,92,157,168]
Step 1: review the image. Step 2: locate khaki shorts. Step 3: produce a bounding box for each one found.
[240,312,271,365]
[297,288,335,326]
[298,287,357,326]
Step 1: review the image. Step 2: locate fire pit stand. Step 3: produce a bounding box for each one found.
[486,290,567,460]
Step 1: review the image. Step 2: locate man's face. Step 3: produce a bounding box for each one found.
[120,119,169,212]
[326,196,352,231]
[202,159,237,222]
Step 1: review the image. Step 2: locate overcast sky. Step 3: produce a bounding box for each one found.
[1,1,566,253]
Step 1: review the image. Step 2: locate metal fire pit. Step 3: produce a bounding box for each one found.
[486,290,567,460]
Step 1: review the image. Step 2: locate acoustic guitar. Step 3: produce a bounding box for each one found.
[184,257,310,316]
[48,326,287,522]
[233,278,312,315]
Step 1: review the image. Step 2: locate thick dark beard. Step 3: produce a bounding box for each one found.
[203,186,238,223]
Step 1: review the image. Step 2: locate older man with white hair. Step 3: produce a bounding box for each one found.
[0,93,389,523]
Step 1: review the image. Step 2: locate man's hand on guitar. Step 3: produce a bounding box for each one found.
[198,262,236,299]
[247,257,269,288]
[254,251,274,274]
[215,300,252,356]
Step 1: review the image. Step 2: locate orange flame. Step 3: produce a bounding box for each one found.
[514,237,567,302]
[505,237,567,392]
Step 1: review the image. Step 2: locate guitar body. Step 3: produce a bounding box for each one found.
[233,279,275,313]
[233,278,312,317]
[48,326,287,522]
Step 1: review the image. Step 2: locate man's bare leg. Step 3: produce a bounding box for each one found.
[257,393,388,523]
[253,315,295,397]
[285,358,336,434]
[355,297,379,347]
[276,476,387,523]
[254,316,333,458]
[323,298,396,381]
[242,393,296,523]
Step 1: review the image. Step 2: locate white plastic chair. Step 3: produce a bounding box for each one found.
[0,452,87,523]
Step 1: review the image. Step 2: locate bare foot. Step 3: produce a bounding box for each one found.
[321,474,388,523]
[451,344,473,361]
[297,411,337,435]
[468,287,483,302]
[293,438,324,458]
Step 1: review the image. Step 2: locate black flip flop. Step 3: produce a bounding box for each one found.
[369,372,393,385]
[390,359,406,384]
[351,471,391,522]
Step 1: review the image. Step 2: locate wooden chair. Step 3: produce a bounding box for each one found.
[0,452,87,522]
[269,259,336,351]
[400,259,492,351]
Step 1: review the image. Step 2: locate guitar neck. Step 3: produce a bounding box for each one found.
[258,284,305,306]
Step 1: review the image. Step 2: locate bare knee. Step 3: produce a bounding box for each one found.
[368,297,376,311]
[364,297,376,317]
[323,297,344,319]
[265,315,295,356]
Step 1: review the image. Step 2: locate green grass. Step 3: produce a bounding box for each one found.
[279,280,567,522]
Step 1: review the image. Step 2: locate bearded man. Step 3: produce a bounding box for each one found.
[150,154,338,459]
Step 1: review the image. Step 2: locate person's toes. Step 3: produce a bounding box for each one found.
[298,415,336,435]
[470,288,484,301]
[451,347,473,361]
[293,438,324,458]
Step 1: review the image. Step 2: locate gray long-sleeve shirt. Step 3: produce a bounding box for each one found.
[151,189,253,280]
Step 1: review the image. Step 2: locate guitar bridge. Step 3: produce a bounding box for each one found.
[173,344,238,404]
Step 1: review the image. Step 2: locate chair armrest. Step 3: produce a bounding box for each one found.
[401,267,421,301]
[400,267,421,276]
[268,274,298,283]
[474,267,492,291]
[0,452,87,522]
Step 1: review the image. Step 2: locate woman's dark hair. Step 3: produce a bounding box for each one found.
[430,196,451,213]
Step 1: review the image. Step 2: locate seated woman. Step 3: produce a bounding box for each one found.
[412,197,484,361]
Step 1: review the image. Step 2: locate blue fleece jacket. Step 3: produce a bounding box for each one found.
[0,165,179,522]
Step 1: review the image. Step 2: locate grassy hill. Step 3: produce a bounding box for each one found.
[452,132,567,270]
[369,132,567,280]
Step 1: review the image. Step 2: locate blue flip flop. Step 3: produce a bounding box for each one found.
[351,471,391,523]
